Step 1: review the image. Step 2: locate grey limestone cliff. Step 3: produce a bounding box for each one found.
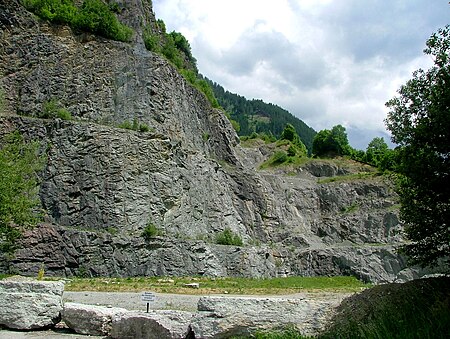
[0,0,422,283]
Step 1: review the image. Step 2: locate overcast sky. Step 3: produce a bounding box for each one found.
[153,0,449,149]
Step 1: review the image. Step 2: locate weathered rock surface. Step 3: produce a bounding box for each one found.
[0,0,427,283]
[110,310,195,339]
[0,279,64,330]
[62,302,127,336]
[192,296,343,338]
[60,294,348,338]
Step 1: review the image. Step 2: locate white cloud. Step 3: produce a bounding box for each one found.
[153,0,449,149]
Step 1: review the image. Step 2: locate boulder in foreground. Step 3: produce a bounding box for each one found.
[0,279,64,330]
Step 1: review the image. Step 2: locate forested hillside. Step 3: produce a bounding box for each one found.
[207,79,316,152]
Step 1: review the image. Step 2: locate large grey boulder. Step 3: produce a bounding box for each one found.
[110,310,195,339]
[0,279,64,330]
[62,302,127,336]
[191,296,343,338]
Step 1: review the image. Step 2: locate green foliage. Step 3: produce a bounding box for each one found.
[22,0,133,42]
[142,21,219,108]
[143,26,161,53]
[117,120,132,130]
[180,70,219,108]
[64,275,370,293]
[202,132,210,141]
[361,137,396,171]
[76,0,132,41]
[312,125,352,157]
[169,31,197,69]
[235,326,307,339]
[37,263,45,280]
[207,80,316,153]
[117,118,150,132]
[385,25,450,268]
[37,99,72,120]
[230,118,240,132]
[258,125,309,169]
[0,132,46,253]
[340,202,359,214]
[321,277,450,339]
[271,150,288,165]
[142,223,162,240]
[215,228,243,246]
[138,123,150,132]
[162,33,184,69]
[195,78,220,108]
[156,19,166,33]
[241,132,277,144]
[280,124,307,157]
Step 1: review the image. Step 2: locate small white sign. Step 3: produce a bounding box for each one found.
[141,291,156,303]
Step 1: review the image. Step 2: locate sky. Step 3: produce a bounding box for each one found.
[153,0,449,149]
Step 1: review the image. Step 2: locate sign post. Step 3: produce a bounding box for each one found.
[141,291,156,313]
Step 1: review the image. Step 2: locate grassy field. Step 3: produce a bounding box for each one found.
[51,275,370,294]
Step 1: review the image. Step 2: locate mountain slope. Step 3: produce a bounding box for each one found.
[208,80,316,152]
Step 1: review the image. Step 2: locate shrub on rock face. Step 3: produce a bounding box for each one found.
[142,223,162,240]
[215,228,243,246]
[22,0,133,42]
[0,132,46,254]
[38,99,72,120]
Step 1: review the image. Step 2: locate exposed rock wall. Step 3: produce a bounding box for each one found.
[0,0,422,283]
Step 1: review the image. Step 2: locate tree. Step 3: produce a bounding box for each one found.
[280,123,307,157]
[312,124,352,157]
[0,132,45,253]
[365,137,388,165]
[385,25,450,268]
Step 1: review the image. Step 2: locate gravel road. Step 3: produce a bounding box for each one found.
[63,291,201,312]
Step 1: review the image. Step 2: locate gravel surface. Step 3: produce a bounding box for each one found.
[64,291,200,312]
[63,290,352,312]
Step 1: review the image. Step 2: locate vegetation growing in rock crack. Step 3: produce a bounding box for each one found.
[215,227,243,246]
[117,118,150,132]
[39,99,72,120]
[0,132,46,254]
[22,0,133,42]
[142,222,163,240]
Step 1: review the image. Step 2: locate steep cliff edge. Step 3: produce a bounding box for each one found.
[0,0,422,283]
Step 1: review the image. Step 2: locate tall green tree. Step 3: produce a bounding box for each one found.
[385,25,450,268]
[0,132,45,253]
[312,124,352,157]
[365,137,387,165]
[280,123,307,157]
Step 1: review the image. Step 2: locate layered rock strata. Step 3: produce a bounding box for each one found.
[0,0,422,283]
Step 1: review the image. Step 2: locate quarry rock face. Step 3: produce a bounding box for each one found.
[0,0,421,283]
